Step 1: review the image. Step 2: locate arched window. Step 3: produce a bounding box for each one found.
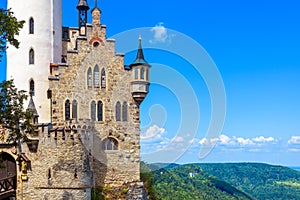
[122,102,127,121]
[65,100,70,120]
[29,17,34,34]
[146,69,149,81]
[135,68,139,79]
[97,101,103,121]
[116,101,121,121]
[29,79,35,96]
[102,137,118,150]
[29,48,34,64]
[91,101,96,120]
[87,68,92,88]
[101,68,106,88]
[141,67,145,79]
[94,65,99,88]
[72,100,78,119]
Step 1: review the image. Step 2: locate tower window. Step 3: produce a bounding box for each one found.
[87,68,92,88]
[97,101,103,121]
[94,65,99,88]
[135,69,138,79]
[65,100,70,120]
[146,69,149,81]
[91,101,96,120]
[141,68,145,79]
[72,100,78,119]
[102,137,118,150]
[29,17,34,34]
[116,101,121,121]
[29,79,35,96]
[122,102,127,122]
[101,68,106,88]
[29,48,34,64]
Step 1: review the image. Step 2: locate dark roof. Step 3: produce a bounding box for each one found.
[27,95,39,117]
[77,0,89,10]
[130,38,150,67]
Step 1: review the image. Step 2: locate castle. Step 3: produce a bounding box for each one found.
[1,0,150,199]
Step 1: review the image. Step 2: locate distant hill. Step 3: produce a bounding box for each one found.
[141,162,300,200]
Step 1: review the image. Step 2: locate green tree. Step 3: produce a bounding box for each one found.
[0,8,25,59]
[0,79,35,149]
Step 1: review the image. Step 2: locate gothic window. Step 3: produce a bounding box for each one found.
[102,137,118,150]
[141,67,145,79]
[29,17,34,34]
[72,100,78,119]
[87,68,92,88]
[146,69,149,81]
[29,79,35,96]
[91,101,96,120]
[97,101,103,121]
[101,68,106,88]
[94,65,100,88]
[65,100,70,120]
[122,102,127,121]
[135,68,138,79]
[116,101,121,121]
[29,48,34,64]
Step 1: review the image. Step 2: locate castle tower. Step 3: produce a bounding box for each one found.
[6,0,62,123]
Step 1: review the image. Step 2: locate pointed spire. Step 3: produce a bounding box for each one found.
[130,37,150,67]
[27,95,39,117]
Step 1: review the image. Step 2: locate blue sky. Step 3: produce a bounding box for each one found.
[1,0,300,166]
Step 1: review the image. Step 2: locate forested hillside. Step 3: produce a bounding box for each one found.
[141,162,300,200]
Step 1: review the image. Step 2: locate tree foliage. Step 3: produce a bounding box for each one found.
[0,8,25,59]
[0,79,35,144]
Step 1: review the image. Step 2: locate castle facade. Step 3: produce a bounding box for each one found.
[1,0,150,199]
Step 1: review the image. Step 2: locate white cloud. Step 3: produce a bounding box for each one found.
[199,134,278,149]
[172,136,185,143]
[288,136,300,145]
[141,124,165,141]
[149,22,174,44]
[252,136,275,143]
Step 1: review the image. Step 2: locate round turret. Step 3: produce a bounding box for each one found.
[130,38,150,105]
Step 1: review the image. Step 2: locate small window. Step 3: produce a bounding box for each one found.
[29,79,35,96]
[97,101,103,121]
[122,102,127,121]
[29,48,34,64]
[87,68,92,88]
[135,69,139,79]
[94,65,99,88]
[102,137,118,150]
[116,101,121,121]
[91,101,96,120]
[29,17,34,34]
[101,68,106,88]
[72,100,78,119]
[65,100,70,120]
[141,68,145,79]
[146,69,149,81]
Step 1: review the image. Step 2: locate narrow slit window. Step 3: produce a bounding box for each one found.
[97,101,103,121]
[87,68,92,88]
[101,68,106,88]
[29,79,35,96]
[122,102,127,121]
[116,101,121,121]
[65,100,70,120]
[94,65,99,88]
[141,67,145,79]
[29,17,34,34]
[29,48,34,64]
[135,68,139,79]
[72,100,78,119]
